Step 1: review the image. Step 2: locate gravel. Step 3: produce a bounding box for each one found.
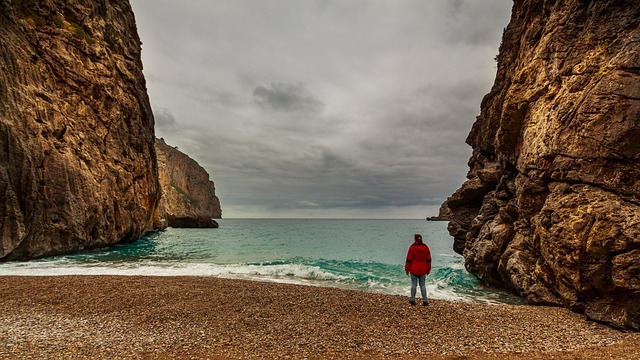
[0,275,638,359]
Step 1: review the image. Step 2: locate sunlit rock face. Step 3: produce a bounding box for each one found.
[0,0,160,260]
[154,138,221,228]
[445,0,640,330]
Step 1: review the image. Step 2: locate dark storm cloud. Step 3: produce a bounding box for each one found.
[253,83,324,113]
[130,0,513,218]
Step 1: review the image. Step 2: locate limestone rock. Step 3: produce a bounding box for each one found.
[445,0,640,330]
[0,0,160,260]
[154,138,221,228]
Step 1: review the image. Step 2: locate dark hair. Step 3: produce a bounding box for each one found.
[414,234,423,243]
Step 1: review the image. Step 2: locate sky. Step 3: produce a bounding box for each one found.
[129,0,513,219]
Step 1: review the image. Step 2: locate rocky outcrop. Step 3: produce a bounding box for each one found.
[0,0,160,260]
[154,138,221,228]
[426,202,452,221]
[445,0,640,330]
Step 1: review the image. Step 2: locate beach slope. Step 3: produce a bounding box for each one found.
[1,276,638,359]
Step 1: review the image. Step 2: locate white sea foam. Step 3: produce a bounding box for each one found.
[0,260,346,281]
[0,260,509,303]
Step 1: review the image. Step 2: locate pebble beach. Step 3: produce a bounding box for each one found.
[1,275,638,359]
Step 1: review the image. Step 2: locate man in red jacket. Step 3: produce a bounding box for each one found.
[405,233,432,306]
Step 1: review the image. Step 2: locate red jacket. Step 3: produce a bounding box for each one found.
[405,242,432,276]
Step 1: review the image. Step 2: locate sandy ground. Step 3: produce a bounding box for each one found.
[0,275,638,359]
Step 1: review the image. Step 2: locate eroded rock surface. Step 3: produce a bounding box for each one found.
[155,138,221,228]
[0,0,160,260]
[445,0,640,330]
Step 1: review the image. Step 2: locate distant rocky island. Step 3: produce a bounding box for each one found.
[0,0,220,261]
[442,0,639,330]
[426,203,451,221]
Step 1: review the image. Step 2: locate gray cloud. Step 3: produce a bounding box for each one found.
[147,74,242,108]
[443,1,512,45]
[253,83,324,113]
[130,0,512,218]
[153,107,178,132]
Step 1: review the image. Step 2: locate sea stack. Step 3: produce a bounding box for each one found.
[445,0,640,330]
[0,0,160,260]
[154,138,222,228]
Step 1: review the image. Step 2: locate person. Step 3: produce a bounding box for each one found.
[405,233,432,306]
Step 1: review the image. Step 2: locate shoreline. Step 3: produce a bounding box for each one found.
[1,275,639,359]
[0,270,525,306]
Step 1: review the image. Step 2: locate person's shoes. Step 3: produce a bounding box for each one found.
[422,300,429,306]
[409,300,416,305]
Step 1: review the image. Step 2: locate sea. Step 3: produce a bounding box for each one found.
[0,219,523,304]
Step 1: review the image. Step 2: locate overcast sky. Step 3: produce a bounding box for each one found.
[129,0,512,219]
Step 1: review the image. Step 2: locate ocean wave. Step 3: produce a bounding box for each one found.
[0,260,342,280]
[0,256,523,304]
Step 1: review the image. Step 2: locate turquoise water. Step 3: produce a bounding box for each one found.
[0,219,523,304]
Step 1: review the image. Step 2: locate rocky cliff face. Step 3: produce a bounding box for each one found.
[446,0,640,330]
[0,0,160,260]
[155,138,221,228]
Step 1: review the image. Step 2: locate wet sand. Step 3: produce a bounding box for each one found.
[1,275,638,359]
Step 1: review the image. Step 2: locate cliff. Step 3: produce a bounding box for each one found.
[0,0,160,260]
[155,138,221,228]
[445,0,640,330]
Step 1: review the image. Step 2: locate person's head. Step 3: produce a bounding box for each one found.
[414,234,423,244]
